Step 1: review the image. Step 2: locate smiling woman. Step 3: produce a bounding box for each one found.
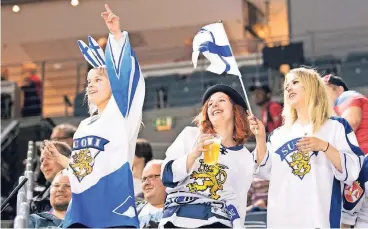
[254,67,364,228]
[159,84,267,228]
[85,67,112,115]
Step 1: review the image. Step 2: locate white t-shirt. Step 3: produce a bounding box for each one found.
[138,203,163,228]
[133,178,143,196]
[255,117,364,228]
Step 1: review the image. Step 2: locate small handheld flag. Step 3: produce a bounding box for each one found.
[192,22,254,115]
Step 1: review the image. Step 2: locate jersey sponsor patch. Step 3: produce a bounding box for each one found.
[344,181,364,203]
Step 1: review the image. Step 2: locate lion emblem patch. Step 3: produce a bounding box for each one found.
[70,149,97,181]
[275,138,318,180]
[186,159,228,200]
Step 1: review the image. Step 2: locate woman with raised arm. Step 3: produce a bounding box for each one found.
[160,84,266,228]
[43,4,144,228]
[254,67,364,228]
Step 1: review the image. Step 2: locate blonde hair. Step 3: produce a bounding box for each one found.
[85,67,109,116]
[282,67,333,132]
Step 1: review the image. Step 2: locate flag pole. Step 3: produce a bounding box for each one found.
[216,21,254,114]
[217,21,258,134]
[238,74,253,114]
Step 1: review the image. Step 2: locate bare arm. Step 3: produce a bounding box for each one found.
[342,107,362,131]
[323,143,342,172]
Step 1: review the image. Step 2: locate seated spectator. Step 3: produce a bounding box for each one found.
[19,62,42,117]
[31,141,72,213]
[50,123,77,148]
[246,178,269,212]
[136,160,166,228]
[29,171,71,228]
[133,139,153,197]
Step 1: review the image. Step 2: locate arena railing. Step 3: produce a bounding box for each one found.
[13,141,35,228]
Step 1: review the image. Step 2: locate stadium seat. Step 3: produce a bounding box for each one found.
[244,221,267,228]
[245,211,267,224]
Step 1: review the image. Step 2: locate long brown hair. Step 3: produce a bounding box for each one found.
[193,98,252,145]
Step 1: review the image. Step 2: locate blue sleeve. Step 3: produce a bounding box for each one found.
[104,32,143,118]
[162,160,180,188]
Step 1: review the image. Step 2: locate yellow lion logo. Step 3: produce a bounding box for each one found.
[70,149,94,180]
[290,151,311,177]
[186,159,228,200]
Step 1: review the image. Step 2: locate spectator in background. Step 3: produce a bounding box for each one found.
[249,82,283,134]
[19,62,42,117]
[136,160,166,228]
[156,87,168,109]
[133,139,153,197]
[31,141,72,213]
[323,75,368,154]
[1,67,13,119]
[29,171,71,228]
[1,66,9,81]
[246,178,269,212]
[50,123,77,148]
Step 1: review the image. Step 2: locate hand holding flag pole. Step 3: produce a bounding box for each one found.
[191,21,257,134]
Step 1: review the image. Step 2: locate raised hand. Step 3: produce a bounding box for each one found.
[192,134,215,158]
[247,111,266,139]
[101,4,121,37]
[43,140,70,169]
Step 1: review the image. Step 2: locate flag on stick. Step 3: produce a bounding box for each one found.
[192,22,254,114]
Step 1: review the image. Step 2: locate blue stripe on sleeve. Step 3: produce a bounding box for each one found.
[162,160,179,188]
[329,178,342,228]
[329,116,365,157]
[105,34,141,118]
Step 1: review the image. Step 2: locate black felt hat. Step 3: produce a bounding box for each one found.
[202,84,247,109]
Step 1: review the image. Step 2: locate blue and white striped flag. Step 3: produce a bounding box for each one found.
[192,22,241,77]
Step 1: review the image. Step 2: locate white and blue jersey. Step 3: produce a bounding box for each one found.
[63,32,145,228]
[342,156,368,228]
[255,117,364,228]
[160,126,255,228]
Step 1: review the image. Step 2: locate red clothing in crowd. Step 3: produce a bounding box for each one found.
[335,90,368,154]
[261,101,283,133]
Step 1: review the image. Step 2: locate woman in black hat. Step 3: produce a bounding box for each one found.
[159,84,266,228]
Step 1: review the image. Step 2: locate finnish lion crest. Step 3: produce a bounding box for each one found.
[70,149,97,182]
[186,159,228,200]
[290,151,311,177]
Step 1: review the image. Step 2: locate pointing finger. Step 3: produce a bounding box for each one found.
[105,4,112,13]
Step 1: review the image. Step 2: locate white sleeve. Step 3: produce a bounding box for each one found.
[161,127,199,188]
[253,141,272,180]
[330,118,364,185]
[108,32,145,165]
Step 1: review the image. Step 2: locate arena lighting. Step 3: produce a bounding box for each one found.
[12,5,20,13]
[71,0,79,7]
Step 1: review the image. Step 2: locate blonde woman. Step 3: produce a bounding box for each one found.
[43,4,144,228]
[252,67,364,227]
